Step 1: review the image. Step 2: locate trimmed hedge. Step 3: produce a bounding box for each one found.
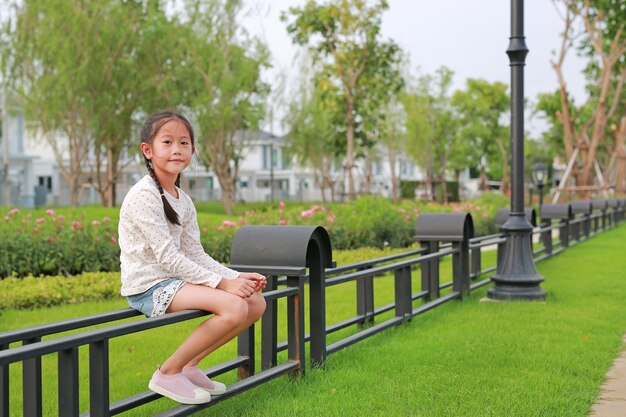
[0,272,121,311]
[0,246,414,312]
[1,193,508,277]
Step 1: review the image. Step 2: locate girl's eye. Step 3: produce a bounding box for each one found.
[162,140,171,144]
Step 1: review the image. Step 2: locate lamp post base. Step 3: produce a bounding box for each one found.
[487,216,546,301]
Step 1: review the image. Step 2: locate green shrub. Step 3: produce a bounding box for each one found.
[0,272,121,311]
[0,210,120,278]
[0,246,415,312]
[0,193,508,278]
[327,196,414,250]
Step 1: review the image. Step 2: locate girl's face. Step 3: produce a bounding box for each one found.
[141,119,194,183]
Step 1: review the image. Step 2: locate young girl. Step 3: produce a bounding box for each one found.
[119,110,266,405]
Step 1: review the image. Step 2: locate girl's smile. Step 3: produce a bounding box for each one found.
[141,119,195,192]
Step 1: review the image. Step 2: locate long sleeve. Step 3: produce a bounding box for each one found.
[119,176,231,295]
[180,201,239,280]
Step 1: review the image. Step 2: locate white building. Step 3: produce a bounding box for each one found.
[0,106,39,208]
[19,124,438,206]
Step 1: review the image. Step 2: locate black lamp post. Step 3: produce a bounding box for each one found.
[532,162,547,214]
[487,0,546,301]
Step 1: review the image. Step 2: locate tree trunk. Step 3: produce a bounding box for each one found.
[345,96,356,200]
[389,159,399,203]
[615,117,626,193]
[441,177,448,204]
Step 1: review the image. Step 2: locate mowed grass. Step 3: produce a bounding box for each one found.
[2,227,625,416]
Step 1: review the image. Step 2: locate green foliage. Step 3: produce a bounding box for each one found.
[328,195,414,249]
[0,272,120,311]
[0,193,508,278]
[0,209,119,278]
[282,0,404,198]
[176,0,270,215]
[451,78,510,191]
[1,0,176,206]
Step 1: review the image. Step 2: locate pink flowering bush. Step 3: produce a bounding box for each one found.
[0,209,119,278]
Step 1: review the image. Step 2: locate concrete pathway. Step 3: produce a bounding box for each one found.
[590,335,626,416]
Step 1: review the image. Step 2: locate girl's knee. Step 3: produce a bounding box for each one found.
[248,293,266,321]
[221,296,248,326]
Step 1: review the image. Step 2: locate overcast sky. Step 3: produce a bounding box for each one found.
[241,0,589,135]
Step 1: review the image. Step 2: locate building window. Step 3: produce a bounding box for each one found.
[281,149,291,169]
[38,176,52,193]
[375,159,383,175]
[262,145,278,169]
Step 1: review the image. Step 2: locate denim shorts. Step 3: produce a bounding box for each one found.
[126,278,187,317]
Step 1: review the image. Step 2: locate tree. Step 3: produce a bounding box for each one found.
[452,79,510,195]
[402,67,460,202]
[377,99,405,202]
[284,70,345,202]
[178,0,269,215]
[282,0,403,200]
[548,0,625,197]
[1,0,177,206]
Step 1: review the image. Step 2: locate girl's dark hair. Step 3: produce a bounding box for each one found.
[140,110,195,226]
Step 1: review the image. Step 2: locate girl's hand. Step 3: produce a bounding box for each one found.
[216,277,257,298]
[239,272,267,292]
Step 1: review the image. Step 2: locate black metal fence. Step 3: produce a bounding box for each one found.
[1,199,624,417]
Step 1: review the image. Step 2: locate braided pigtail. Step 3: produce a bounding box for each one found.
[140,110,194,227]
[145,158,181,226]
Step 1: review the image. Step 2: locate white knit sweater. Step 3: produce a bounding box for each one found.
[119,175,239,296]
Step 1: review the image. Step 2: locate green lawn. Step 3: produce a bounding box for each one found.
[2,226,625,416]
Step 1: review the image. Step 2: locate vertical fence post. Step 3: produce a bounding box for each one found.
[570,215,580,242]
[420,241,440,300]
[286,275,305,378]
[470,244,482,279]
[394,266,412,320]
[356,266,375,326]
[23,338,42,417]
[0,345,8,417]
[261,275,278,370]
[308,243,327,368]
[58,348,79,417]
[237,324,255,379]
[541,220,553,256]
[559,219,570,248]
[582,214,591,239]
[89,340,110,417]
[452,237,470,299]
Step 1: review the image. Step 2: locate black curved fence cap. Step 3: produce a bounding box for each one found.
[415,212,474,242]
[592,200,608,210]
[570,200,592,215]
[230,225,333,268]
[540,203,573,220]
[495,208,537,228]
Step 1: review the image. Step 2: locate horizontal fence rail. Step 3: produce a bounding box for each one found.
[0,200,623,416]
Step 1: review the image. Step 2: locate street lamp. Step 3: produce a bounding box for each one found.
[532,162,547,213]
[487,0,546,301]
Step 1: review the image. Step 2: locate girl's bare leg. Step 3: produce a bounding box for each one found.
[184,291,266,367]
[158,284,249,375]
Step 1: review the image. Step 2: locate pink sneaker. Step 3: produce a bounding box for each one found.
[148,368,212,404]
[182,365,227,395]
